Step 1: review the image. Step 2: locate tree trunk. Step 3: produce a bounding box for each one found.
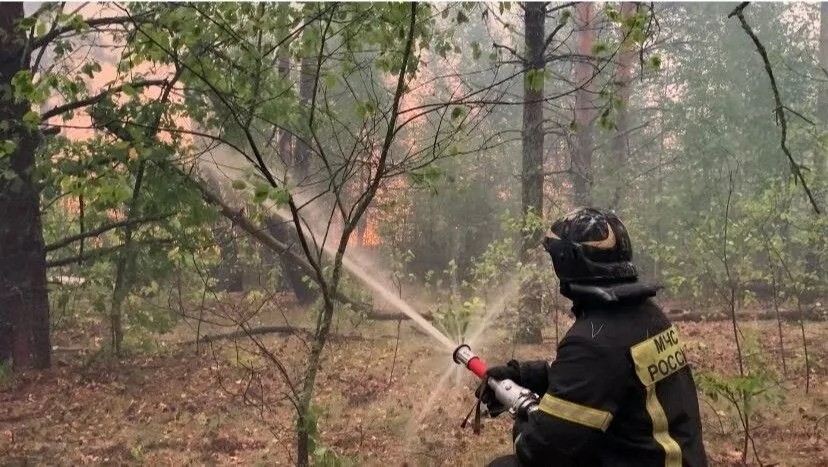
[295,55,315,184]
[265,216,317,305]
[819,3,828,123]
[214,223,245,292]
[572,2,596,207]
[609,2,637,211]
[0,2,51,369]
[277,52,293,169]
[817,3,828,186]
[202,172,245,292]
[108,162,147,355]
[261,34,318,306]
[516,2,546,345]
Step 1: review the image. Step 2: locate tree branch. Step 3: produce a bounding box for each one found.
[492,41,524,62]
[31,12,152,50]
[729,2,821,214]
[41,79,169,120]
[44,213,174,252]
[46,239,172,268]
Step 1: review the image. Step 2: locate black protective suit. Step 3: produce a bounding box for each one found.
[489,283,707,467]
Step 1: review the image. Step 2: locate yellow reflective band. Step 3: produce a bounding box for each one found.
[644,385,682,467]
[630,325,688,386]
[537,394,613,431]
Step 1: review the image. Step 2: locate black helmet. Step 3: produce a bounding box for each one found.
[542,207,637,285]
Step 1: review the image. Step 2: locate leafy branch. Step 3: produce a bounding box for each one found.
[44,213,174,252]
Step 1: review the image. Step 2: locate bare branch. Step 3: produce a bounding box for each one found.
[492,41,524,62]
[729,2,821,213]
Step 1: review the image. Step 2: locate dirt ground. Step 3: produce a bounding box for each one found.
[2,293,827,466]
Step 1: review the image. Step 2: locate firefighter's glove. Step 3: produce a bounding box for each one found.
[474,360,521,418]
[487,359,522,384]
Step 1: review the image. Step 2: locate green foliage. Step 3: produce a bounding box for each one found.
[304,404,358,467]
[434,295,485,342]
[525,68,545,92]
[0,360,12,387]
[696,334,783,437]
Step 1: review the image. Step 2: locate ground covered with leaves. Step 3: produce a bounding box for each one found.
[2,294,827,466]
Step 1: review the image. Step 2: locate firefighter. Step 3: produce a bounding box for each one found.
[479,207,707,467]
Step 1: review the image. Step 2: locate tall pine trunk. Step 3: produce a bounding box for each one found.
[516,2,546,344]
[0,2,51,369]
[609,2,637,211]
[572,3,596,207]
[820,3,828,124]
[818,3,827,182]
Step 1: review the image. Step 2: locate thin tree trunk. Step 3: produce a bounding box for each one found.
[516,1,546,345]
[202,172,244,292]
[766,252,787,377]
[295,55,314,184]
[0,2,51,369]
[108,161,147,356]
[266,217,317,305]
[294,6,418,464]
[572,3,596,207]
[654,100,666,281]
[819,3,828,123]
[609,2,637,211]
[277,4,294,166]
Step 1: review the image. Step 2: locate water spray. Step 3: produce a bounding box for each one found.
[452,344,539,418]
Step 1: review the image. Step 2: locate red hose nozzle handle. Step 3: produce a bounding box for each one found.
[453,344,488,379]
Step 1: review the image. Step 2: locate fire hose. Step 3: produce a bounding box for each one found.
[453,344,540,418]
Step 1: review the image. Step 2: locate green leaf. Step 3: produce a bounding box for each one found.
[18,16,36,30]
[59,159,84,176]
[231,179,247,190]
[253,184,270,204]
[0,140,17,158]
[81,61,102,78]
[591,41,609,56]
[647,54,662,72]
[456,11,469,24]
[451,107,465,120]
[22,110,41,129]
[122,83,138,98]
[470,41,481,60]
[268,187,290,206]
[558,9,571,26]
[525,68,544,92]
[11,70,36,101]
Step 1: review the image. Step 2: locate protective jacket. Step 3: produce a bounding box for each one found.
[510,283,707,467]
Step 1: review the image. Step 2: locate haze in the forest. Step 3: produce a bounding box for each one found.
[1,2,826,466]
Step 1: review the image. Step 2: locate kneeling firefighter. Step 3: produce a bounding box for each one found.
[479,208,707,467]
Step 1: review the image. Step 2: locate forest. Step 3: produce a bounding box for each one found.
[1,1,826,466]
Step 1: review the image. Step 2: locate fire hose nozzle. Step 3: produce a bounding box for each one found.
[452,344,473,365]
[453,344,540,419]
[453,344,488,379]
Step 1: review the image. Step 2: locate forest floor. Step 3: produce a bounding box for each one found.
[2,292,827,466]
